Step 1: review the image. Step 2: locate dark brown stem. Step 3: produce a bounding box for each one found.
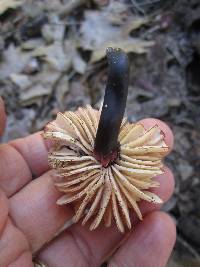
[94,47,129,167]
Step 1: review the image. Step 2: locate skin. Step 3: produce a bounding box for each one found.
[0,97,176,267]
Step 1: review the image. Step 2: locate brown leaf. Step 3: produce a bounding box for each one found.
[80,10,153,63]
[0,0,23,15]
[19,84,51,106]
[91,39,154,63]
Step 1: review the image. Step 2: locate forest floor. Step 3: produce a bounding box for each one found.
[1,0,200,266]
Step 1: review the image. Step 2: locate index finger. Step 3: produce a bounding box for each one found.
[108,211,176,267]
[139,118,174,153]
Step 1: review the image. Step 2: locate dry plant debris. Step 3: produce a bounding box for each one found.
[0,0,23,15]
[0,0,200,264]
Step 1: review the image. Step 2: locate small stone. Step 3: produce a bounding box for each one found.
[178,160,193,181]
[167,98,182,107]
[23,58,40,74]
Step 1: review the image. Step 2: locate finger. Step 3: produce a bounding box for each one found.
[0,219,32,267]
[0,97,6,136]
[0,132,49,197]
[139,166,175,216]
[9,170,74,252]
[7,251,33,267]
[10,132,49,177]
[0,189,32,267]
[137,118,174,216]
[139,118,174,153]
[0,144,32,197]
[108,211,176,267]
[37,224,123,267]
[35,166,174,267]
[0,189,9,234]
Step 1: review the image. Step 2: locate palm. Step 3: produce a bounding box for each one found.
[0,98,176,267]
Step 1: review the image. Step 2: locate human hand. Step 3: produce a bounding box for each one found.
[0,97,176,267]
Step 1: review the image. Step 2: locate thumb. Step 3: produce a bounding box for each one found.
[0,97,6,137]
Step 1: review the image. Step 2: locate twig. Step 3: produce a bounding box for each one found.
[130,0,145,15]
[59,0,87,18]
[140,0,162,6]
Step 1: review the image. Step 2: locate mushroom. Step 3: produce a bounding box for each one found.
[43,47,169,233]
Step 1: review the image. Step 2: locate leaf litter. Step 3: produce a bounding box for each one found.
[0,0,200,266]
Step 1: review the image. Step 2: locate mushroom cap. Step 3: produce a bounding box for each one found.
[43,105,169,232]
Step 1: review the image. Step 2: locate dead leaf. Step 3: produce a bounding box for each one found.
[2,109,35,142]
[65,81,91,110]
[59,0,86,18]
[41,15,65,43]
[80,10,120,50]
[72,52,87,74]
[33,41,72,72]
[80,10,153,63]
[121,17,149,36]
[0,45,31,80]
[19,84,51,106]
[10,73,31,90]
[30,67,60,87]
[91,39,154,63]
[98,2,131,25]
[0,0,23,15]
[18,67,60,106]
[21,39,44,51]
[55,75,69,108]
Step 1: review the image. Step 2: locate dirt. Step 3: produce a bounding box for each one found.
[0,0,200,266]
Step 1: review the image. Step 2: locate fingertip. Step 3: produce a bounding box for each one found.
[139,166,175,216]
[109,211,176,267]
[147,211,177,241]
[154,166,175,202]
[146,211,177,255]
[142,211,177,259]
[139,118,174,152]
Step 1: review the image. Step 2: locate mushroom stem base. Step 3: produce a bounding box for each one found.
[94,148,119,168]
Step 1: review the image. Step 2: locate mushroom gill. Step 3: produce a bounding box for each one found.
[43,48,169,232]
